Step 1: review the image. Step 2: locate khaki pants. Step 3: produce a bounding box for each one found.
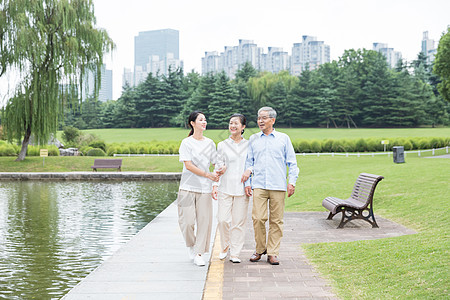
[217,192,249,258]
[177,189,212,255]
[252,188,286,256]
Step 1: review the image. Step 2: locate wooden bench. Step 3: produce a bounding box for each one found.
[322,173,384,228]
[91,159,122,172]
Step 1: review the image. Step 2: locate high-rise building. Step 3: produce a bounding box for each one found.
[373,42,402,68]
[291,35,330,76]
[131,28,182,85]
[83,64,113,102]
[421,31,437,63]
[202,36,330,78]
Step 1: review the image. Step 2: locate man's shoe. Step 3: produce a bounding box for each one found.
[249,249,267,262]
[267,255,280,265]
[194,254,206,266]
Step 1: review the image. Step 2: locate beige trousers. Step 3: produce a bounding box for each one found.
[252,188,286,256]
[217,192,249,258]
[177,189,212,255]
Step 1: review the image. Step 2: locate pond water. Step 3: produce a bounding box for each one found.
[0,180,179,300]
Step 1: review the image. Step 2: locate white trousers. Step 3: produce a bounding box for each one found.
[217,191,249,258]
[177,189,212,255]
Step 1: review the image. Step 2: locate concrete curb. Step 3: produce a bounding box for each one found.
[0,172,181,181]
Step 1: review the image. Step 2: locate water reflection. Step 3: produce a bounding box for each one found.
[0,180,178,300]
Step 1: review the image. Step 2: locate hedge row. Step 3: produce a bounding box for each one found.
[0,137,449,156]
[0,142,60,156]
[291,137,450,153]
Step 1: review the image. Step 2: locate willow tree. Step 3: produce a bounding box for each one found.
[434,27,450,102]
[0,0,114,160]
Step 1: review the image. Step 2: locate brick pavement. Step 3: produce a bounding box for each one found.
[214,210,416,300]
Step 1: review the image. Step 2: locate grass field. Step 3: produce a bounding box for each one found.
[0,150,448,298]
[292,155,449,299]
[57,127,450,143]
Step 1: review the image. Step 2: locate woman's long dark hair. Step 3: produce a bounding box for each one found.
[188,111,204,137]
[230,113,246,135]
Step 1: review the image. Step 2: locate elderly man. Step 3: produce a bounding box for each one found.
[243,107,299,265]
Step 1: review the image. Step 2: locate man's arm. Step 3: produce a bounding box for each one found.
[285,136,299,196]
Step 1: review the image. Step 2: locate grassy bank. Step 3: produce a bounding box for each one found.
[57,127,450,143]
[291,155,449,299]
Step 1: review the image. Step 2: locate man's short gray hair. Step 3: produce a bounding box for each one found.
[258,107,277,119]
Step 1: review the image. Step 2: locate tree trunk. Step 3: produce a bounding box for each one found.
[16,127,32,161]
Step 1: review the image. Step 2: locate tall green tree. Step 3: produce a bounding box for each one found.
[115,85,138,128]
[208,72,239,128]
[433,27,450,102]
[179,73,216,127]
[1,0,114,160]
[163,67,186,126]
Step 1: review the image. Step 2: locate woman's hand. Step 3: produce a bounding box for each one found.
[206,172,219,182]
[215,165,227,176]
[212,186,218,200]
[241,169,252,183]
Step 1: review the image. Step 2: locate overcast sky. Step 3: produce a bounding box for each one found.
[3,0,449,102]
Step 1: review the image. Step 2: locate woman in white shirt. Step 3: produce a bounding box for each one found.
[212,114,251,263]
[178,111,220,266]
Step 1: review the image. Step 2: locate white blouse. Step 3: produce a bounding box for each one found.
[179,136,217,193]
[215,137,249,196]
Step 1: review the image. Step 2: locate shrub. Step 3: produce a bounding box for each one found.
[48,145,60,156]
[119,146,130,154]
[79,146,93,156]
[296,140,311,153]
[27,145,40,156]
[322,139,334,152]
[86,148,106,156]
[76,133,98,147]
[62,126,80,144]
[0,144,17,156]
[418,138,431,149]
[88,140,106,152]
[310,140,321,153]
[331,139,345,152]
[129,144,137,154]
[106,146,119,156]
[355,138,368,152]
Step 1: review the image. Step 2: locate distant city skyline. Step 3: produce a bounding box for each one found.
[85,0,450,98]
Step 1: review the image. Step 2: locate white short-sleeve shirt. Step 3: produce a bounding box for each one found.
[215,137,249,196]
[179,136,217,193]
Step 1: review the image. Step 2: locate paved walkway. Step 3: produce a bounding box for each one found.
[62,199,416,300]
[62,201,218,300]
[212,210,416,300]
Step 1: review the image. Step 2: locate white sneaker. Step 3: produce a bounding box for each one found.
[230,257,241,263]
[218,247,229,260]
[188,247,195,260]
[194,254,206,266]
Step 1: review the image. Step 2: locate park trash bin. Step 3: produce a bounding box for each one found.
[393,146,405,163]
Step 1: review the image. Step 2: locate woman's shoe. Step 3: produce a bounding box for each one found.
[218,246,229,260]
[230,256,241,263]
[194,254,205,266]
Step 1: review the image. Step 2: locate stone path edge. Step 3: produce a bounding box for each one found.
[0,172,182,181]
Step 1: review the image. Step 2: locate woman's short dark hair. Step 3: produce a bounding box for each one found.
[230,113,246,135]
[187,111,204,136]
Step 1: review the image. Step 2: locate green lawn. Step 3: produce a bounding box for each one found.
[0,154,448,299]
[57,127,450,143]
[291,155,449,299]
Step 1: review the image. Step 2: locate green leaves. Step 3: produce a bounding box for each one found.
[1,0,114,160]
